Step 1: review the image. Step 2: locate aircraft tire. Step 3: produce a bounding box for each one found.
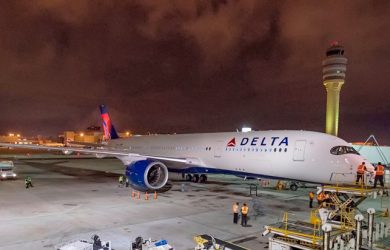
[185,174,193,182]
[193,174,200,183]
[290,183,298,191]
[199,174,207,183]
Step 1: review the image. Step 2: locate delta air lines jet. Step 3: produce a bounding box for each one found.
[0,105,373,191]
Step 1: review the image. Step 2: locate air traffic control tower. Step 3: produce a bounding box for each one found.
[323,42,347,136]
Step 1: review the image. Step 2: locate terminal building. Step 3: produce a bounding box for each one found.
[60,126,132,144]
[0,133,34,144]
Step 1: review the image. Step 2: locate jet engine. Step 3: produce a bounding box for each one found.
[126,160,169,191]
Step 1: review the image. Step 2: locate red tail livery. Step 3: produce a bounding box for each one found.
[99,105,119,140]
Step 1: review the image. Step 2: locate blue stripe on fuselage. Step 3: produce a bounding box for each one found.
[167,166,308,182]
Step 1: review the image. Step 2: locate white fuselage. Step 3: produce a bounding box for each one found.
[107,130,372,184]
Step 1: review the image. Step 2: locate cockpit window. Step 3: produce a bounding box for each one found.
[330,146,360,155]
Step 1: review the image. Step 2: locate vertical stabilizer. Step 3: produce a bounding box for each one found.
[99,105,119,140]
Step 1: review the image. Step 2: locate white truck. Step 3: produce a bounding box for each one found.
[0,161,17,180]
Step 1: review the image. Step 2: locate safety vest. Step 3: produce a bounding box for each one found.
[241,206,248,215]
[376,165,384,176]
[317,192,325,201]
[309,192,314,199]
[357,164,365,174]
[233,204,239,213]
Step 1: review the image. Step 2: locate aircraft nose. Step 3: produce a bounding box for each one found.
[365,161,375,172]
[348,155,373,172]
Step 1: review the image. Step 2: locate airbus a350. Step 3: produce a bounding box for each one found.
[0,105,373,191]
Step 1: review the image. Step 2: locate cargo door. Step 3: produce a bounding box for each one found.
[293,140,306,161]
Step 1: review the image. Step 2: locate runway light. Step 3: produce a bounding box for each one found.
[8,133,14,137]
[16,134,20,138]
[79,133,84,137]
[126,131,130,136]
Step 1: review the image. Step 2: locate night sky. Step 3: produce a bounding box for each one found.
[1,1,389,143]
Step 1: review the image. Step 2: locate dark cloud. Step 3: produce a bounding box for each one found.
[0,1,389,143]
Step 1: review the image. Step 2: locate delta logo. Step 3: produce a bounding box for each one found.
[227,138,236,147]
[227,136,288,147]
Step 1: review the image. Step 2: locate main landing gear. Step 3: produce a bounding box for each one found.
[185,174,207,183]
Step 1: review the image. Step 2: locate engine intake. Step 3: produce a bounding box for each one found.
[126,160,169,191]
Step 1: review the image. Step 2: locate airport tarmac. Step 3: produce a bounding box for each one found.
[0,157,388,250]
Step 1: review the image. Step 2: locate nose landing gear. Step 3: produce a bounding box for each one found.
[290,182,299,191]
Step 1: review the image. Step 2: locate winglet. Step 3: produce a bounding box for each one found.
[99,105,119,140]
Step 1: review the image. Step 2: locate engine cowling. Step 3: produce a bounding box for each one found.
[126,160,169,191]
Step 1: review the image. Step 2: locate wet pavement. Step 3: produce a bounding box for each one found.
[0,158,387,249]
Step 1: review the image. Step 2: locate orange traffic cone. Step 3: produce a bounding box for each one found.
[154,191,158,199]
[137,191,140,199]
[131,190,135,198]
[145,192,149,200]
[384,208,389,217]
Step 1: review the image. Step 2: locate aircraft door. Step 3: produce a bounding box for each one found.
[214,141,222,158]
[293,140,306,161]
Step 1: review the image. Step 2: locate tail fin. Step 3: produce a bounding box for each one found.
[99,105,119,140]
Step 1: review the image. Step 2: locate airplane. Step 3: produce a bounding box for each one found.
[0,105,374,191]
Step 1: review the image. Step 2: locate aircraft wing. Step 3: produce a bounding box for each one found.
[0,143,190,164]
[67,141,107,147]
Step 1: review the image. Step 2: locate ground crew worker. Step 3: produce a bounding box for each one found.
[322,192,331,208]
[317,192,325,206]
[241,203,248,227]
[25,176,33,189]
[232,202,239,224]
[309,192,314,208]
[324,192,330,202]
[118,175,124,187]
[373,162,385,188]
[125,177,129,188]
[356,162,366,185]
